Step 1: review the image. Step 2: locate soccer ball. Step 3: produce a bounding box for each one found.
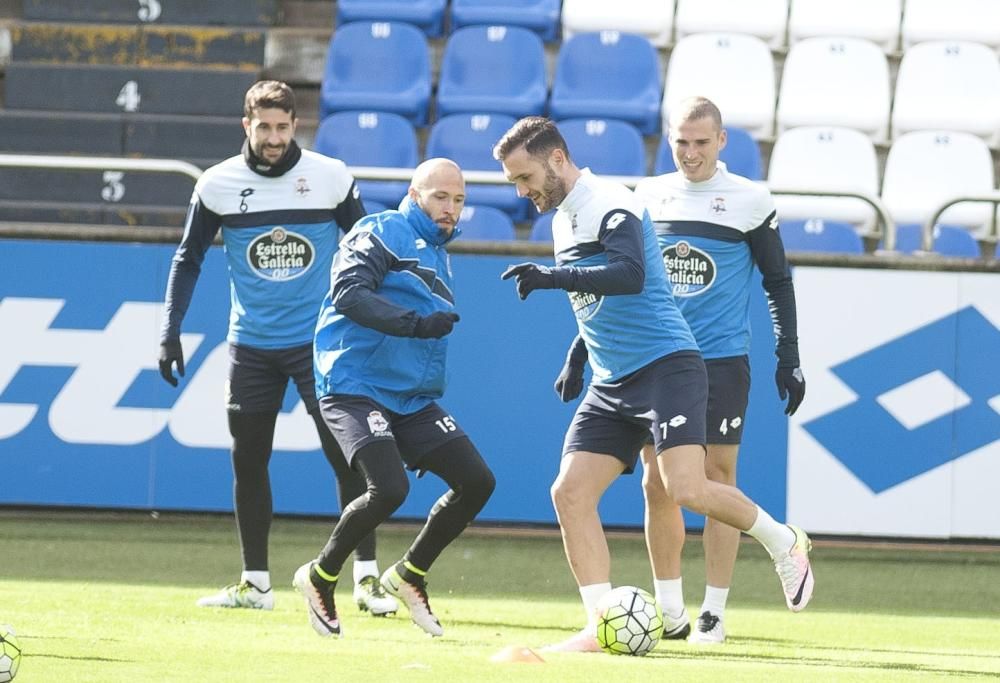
[0,625,20,682]
[595,586,663,656]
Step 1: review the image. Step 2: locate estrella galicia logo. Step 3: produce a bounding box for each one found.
[247,227,314,281]
[802,306,1000,493]
[239,188,254,213]
[662,240,716,297]
[568,290,602,321]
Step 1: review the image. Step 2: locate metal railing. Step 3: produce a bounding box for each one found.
[0,153,204,182]
[922,193,1000,253]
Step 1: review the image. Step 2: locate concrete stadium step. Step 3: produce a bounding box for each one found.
[124,113,244,161]
[11,22,265,69]
[0,200,187,227]
[21,0,279,26]
[0,167,195,206]
[5,63,257,115]
[0,110,125,155]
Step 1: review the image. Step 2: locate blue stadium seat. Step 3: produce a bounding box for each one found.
[425,113,530,220]
[437,25,547,119]
[655,126,762,179]
[556,118,646,176]
[458,205,517,240]
[314,111,418,209]
[337,0,446,37]
[892,224,981,258]
[780,219,864,254]
[363,200,389,215]
[550,31,662,134]
[319,21,430,125]
[530,210,555,241]
[450,0,561,41]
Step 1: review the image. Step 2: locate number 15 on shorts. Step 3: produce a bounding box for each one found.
[435,416,457,433]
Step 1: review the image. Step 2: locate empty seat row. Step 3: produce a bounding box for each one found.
[320,22,1000,145]
[21,0,280,26]
[330,0,1000,51]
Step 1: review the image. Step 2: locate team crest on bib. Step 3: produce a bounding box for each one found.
[247,227,315,281]
[662,240,716,297]
[366,410,392,437]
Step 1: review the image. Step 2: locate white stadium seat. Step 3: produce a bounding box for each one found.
[675,0,789,49]
[901,0,1000,50]
[768,127,879,230]
[663,32,776,139]
[777,37,891,142]
[787,0,901,53]
[891,41,1000,148]
[560,0,675,47]
[881,131,996,233]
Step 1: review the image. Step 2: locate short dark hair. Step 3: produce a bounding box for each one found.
[492,116,571,163]
[670,96,723,131]
[244,80,296,119]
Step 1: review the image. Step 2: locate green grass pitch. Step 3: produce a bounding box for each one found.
[0,510,998,682]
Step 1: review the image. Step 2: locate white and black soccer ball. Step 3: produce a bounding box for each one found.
[0,624,21,682]
[595,586,663,656]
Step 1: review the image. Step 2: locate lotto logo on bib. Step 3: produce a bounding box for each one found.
[247,227,314,281]
[662,241,716,297]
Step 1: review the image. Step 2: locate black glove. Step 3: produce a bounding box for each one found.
[775,366,806,416]
[554,360,585,402]
[413,312,460,339]
[500,262,556,300]
[158,338,185,387]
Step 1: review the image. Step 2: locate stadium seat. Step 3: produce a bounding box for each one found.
[776,37,891,142]
[530,211,555,241]
[313,111,419,209]
[550,32,662,135]
[20,0,279,25]
[675,0,789,49]
[654,126,762,180]
[557,118,646,177]
[560,0,675,48]
[787,0,902,52]
[891,42,1000,148]
[363,200,389,214]
[779,219,865,254]
[892,224,982,258]
[457,205,517,240]
[4,63,255,116]
[450,0,561,42]
[424,113,529,220]
[436,25,547,120]
[767,127,880,230]
[881,131,995,234]
[319,21,431,126]
[662,33,776,139]
[901,0,1000,50]
[337,0,447,38]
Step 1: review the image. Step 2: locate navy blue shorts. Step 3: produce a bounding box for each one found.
[226,342,317,414]
[705,355,751,445]
[318,394,468,467]
[564,350,707,474]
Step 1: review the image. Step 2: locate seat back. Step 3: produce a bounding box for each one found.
[901,0,1000,50]
[337,0,448,37]
[893,224,982,257]
[675,0,789,48]
[437,25,547,119]
[768,127,879,228]
[654,126,762,179]
[451,0,562,41]
[788,0,901,52]
[561,0,675,47]
[881,130,995,232]
[551,31,662,134]
[891,41,1000,146]
[319,22,431,125]
[557,118,646,176]
[314,111,419,208]
[779,219,865,254]
[458,205,517,240]
[530,211,555,241]
[777,37,891,142]
[663,33,776,138]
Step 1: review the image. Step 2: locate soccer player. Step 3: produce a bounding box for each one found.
[494,117,813,652]
[292,158,495,638]
[158,80,396,616]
